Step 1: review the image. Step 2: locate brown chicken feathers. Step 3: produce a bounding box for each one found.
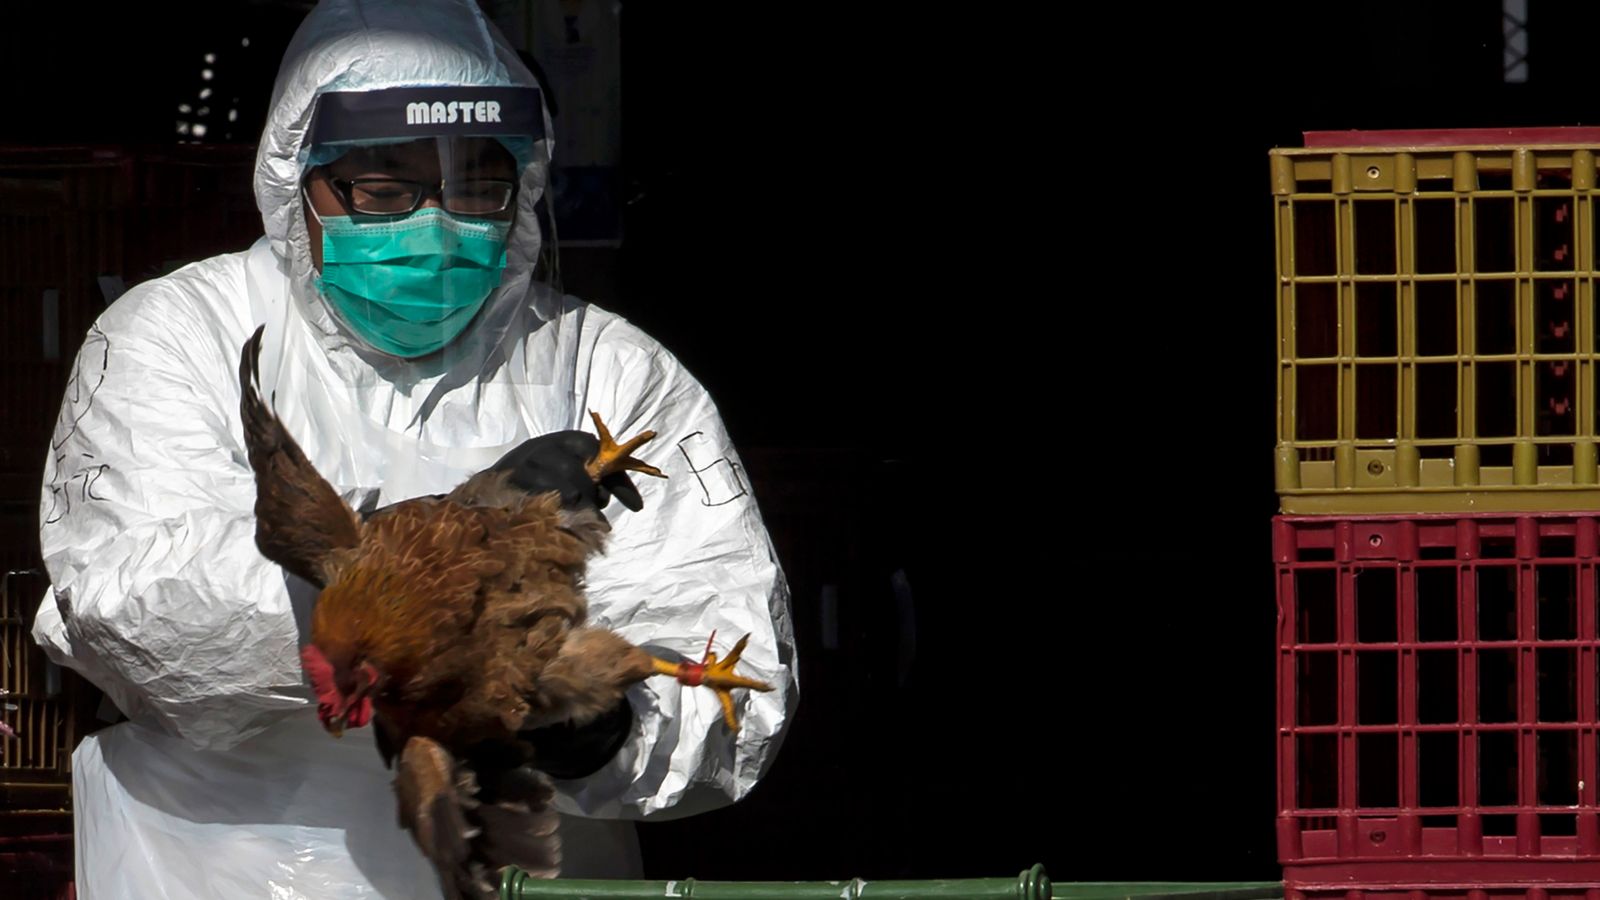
[235,326,768,898]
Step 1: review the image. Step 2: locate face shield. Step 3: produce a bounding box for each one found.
[306,86,543,166]
[296,87,555,360]
[241,84,575,487]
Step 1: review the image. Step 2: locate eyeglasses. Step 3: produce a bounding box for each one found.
[328,176,519,216]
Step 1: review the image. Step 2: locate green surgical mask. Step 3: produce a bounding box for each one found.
[313,207,510,358]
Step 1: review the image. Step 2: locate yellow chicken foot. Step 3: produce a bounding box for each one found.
[651,631,774,732]
[585,410,666,482]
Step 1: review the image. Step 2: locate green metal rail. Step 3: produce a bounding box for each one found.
[498,863,1284,900]
[500,863,1053,899]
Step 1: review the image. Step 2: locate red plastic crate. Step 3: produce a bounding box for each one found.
[1290,889,1600,900]
[1277,514,1600,887]
[0,832,73,900]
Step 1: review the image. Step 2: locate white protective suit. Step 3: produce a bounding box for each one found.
[29,1,798,896]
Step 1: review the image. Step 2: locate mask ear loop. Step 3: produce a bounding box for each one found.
[301,182,327,231]
[299,177,385,350]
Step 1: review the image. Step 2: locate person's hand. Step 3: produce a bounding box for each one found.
[490,431,644,512]
[521,700,634,779]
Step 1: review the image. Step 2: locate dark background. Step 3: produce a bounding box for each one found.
[5,0,1597,888]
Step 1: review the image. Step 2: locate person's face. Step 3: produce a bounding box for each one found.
[301,137,518,270]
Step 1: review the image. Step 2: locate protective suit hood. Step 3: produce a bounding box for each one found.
[255,0,556,364]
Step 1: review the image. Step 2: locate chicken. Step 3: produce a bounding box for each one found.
[235,326,771,898]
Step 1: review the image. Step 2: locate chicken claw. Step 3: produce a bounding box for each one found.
[651,631,773,732]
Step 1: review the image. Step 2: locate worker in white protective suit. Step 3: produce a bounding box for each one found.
[29,1,798,896]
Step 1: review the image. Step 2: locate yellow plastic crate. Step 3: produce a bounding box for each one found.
[1274,129,1600,513]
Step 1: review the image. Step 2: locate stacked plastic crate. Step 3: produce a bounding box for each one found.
[0,147,130,836]
[133,144,264,281]
[0,145,260,898]
[0,150,132,501]
[1274,128,1600,899]
[0,151,127,900]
